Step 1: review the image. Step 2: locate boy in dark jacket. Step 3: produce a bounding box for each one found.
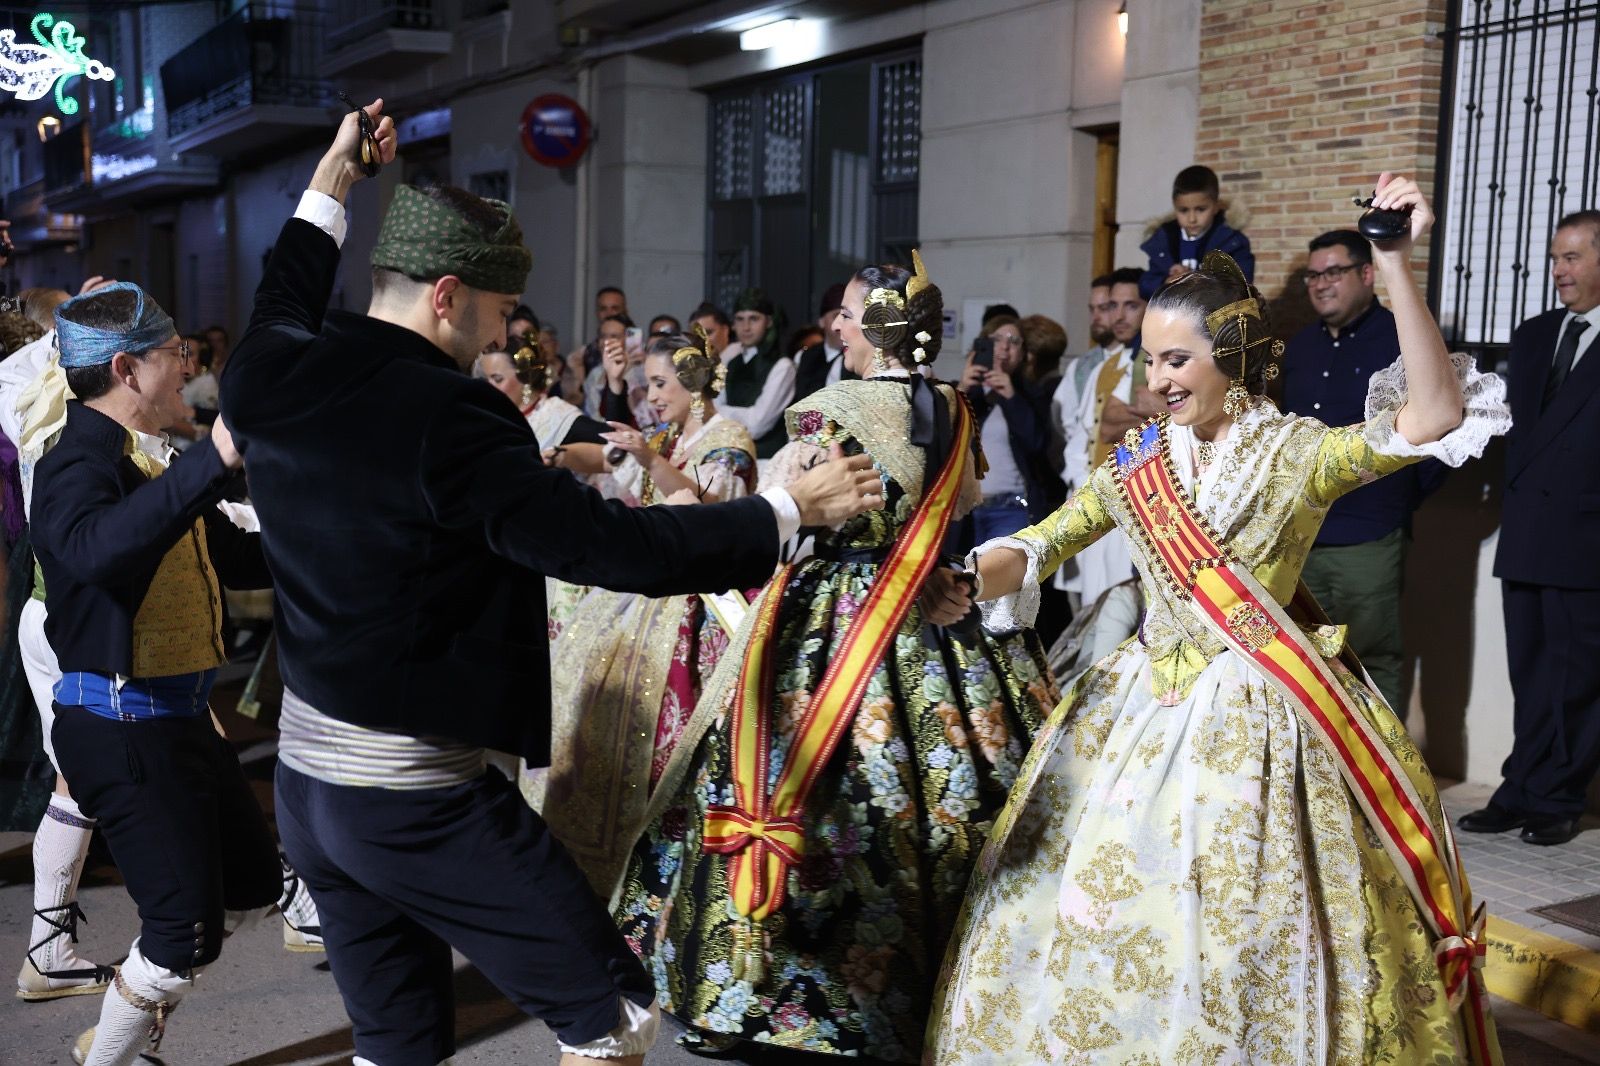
[1139,165,1255,299]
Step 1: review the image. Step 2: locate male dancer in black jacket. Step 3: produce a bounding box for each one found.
[33,284,283,1065]
[221,101,882,1066]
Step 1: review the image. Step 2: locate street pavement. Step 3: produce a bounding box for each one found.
[2,694,1596,1064]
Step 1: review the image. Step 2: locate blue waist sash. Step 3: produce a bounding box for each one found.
[55,669,217,721]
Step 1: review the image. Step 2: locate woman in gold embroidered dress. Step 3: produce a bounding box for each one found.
[926,176,1509,1064]
[525,331,757,897]
[613,258,1056,1062]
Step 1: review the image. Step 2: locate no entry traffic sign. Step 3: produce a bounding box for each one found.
[520,94,592,168]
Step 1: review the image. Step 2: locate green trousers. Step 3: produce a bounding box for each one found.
[1299,528,1407,713]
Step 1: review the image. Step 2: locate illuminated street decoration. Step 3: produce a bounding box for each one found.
[0,13,116,116]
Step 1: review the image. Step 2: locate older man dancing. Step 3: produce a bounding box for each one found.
[32,283,282,1065]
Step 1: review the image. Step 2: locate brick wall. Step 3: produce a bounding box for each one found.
[1194,0,1447,335]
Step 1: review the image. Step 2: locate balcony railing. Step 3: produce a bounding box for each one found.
[327,0,443,51]
[42,124,89,198]
[161,3,330,147]
[321,0,453,77]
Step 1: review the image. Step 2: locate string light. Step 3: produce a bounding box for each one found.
[0,13,116,116]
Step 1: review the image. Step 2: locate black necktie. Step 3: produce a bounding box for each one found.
[1543,314,1591,410]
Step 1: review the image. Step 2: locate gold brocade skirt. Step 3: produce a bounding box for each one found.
[926,642,1498,1065]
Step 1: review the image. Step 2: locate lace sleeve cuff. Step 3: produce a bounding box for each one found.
[965,536,1044,634]
[1361,350,1511,468]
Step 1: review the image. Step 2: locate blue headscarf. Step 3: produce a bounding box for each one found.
[54,282,175,369]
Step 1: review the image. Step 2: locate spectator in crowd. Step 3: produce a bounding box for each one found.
[1139,164,1254,299]
[688,301,732,357]
[719,288,795,459]
[1281,229,1445,715]
[168,333,219,449]
[203,324,231,376]
[792,282,854,403]
[1051,275,1117,485]
[787,325,823,358]
[563,286,629,403]
[582,313,634,420]
[1055,267,1151,635]
[982,301,1020,325]
[17,287,71,334]
[1462,209,1600,847]
[961,315,1050,541]
[0,309,43,357]
[1017,314,1070,516]
[647,314,680,337]
[537,322,560,368]
[507,305,538,347]
[1021,314,1068,390]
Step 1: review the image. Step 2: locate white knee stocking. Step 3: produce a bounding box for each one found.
[82,939,195,1066]
[27,794,96,976]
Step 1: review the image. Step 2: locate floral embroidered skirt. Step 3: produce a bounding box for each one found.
[614,559,1056,1061]
[925,644,1500,1065]
[527,581,733,899]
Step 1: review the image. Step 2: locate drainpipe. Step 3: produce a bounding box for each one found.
[571,61,594,344]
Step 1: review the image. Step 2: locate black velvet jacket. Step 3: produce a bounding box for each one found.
[1495,307,1600,589]
[32,404,270,678]
[221,217,779,763]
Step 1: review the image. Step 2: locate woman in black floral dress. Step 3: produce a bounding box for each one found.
[614,255,1057,1060]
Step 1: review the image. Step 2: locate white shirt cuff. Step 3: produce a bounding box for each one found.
[294,189,348,248]
[760,487,802,544]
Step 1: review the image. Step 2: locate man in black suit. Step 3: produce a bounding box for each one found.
[221,104,883,1065]
[792,282,856,403]
[1460,209,1600,846]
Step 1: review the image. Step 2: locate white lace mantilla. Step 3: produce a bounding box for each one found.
[1361,350,1510,467]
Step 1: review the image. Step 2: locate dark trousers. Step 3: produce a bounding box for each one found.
[1300,529,1408,713]
[49,705,281,973]
[275,763,653,1066]
[1493,581,1600,817]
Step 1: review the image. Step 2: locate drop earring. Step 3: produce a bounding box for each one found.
[872,347,889,375]
[690,394,706,424]
[521,383,534,407]
[1223,380,1249,418]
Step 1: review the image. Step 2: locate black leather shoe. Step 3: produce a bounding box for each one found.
[1456,804,1526,833]
[1520,815,1582,846]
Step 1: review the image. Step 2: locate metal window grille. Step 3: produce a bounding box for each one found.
[712,96,754,202]
[762,84,807,196]
[1434,1,1600,349]
[875,58,922,184]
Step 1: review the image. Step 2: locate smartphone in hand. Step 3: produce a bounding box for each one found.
[972,335,995,370]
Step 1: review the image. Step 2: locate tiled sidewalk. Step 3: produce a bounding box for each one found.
[1443,781,1600,955]
[1442,781,1600,1044]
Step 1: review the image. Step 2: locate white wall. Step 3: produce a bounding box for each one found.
[446,76,583,341]
[1114,0,1200,269]
[917,0,1127,375]
[588,55,709,330]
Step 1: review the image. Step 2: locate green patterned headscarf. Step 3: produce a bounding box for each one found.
[371,185,532,295]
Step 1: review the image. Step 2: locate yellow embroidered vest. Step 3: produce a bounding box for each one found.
[125,439,227,677]
[1090,353,1130,469]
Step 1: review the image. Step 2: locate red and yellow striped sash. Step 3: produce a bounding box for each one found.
[704,395,975,929]
[1114,417,1497,1065]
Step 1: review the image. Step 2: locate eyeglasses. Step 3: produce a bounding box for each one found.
[148,340,194,366]
[1301,263,1361,286]
[992,334,1024,349]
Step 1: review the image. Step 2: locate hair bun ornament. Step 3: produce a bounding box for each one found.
[860,292,909,352]
[511,342,549,391]
[1199,250,1250,292]
[906,248,933,302]
[672,323,722,396]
